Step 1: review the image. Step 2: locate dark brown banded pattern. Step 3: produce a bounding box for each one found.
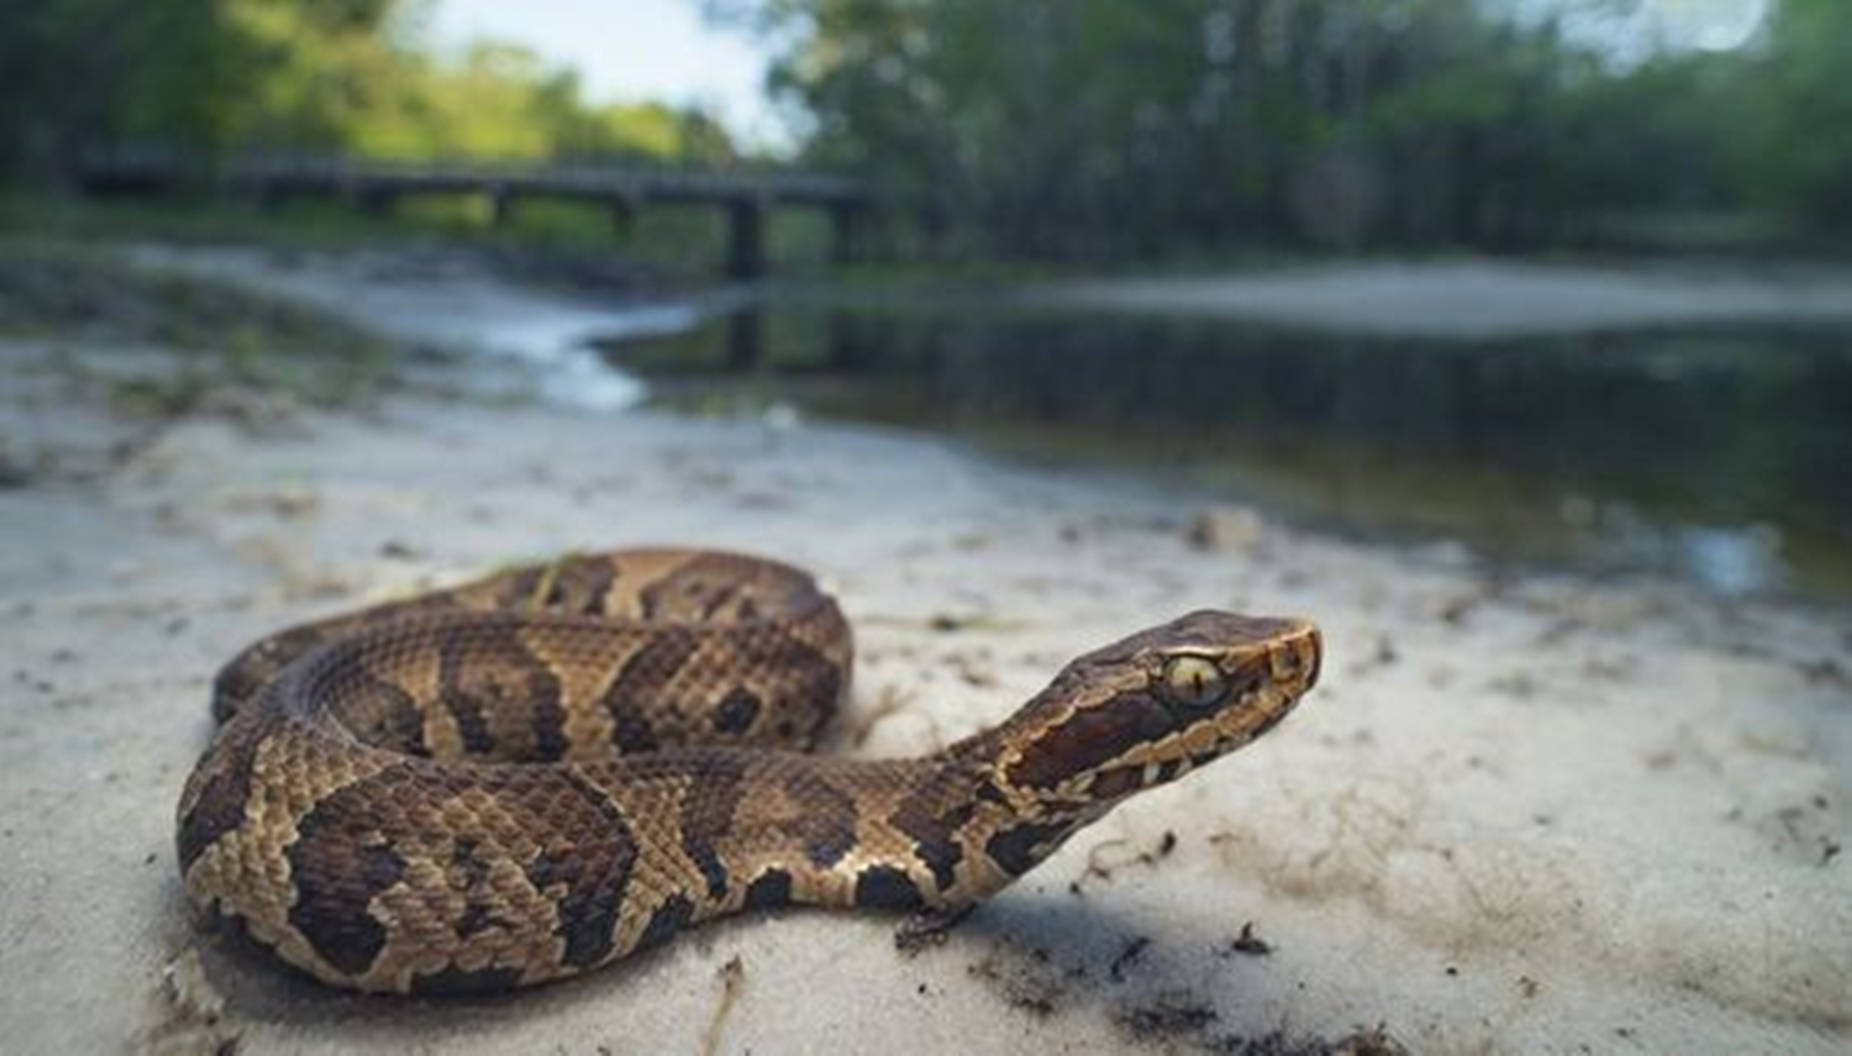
[436,625,565,759]
[853,865,925,910]
[712,688,761,734]
[175,708,266,873]
[678,755,748,900]
[985,820,1080,877]
[1005,689,1173,789]
[493,554,619,617]
[177,550,1322,992]
[285,775,413,975]
[601,630,698,751]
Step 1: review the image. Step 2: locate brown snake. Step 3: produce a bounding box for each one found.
[176,548,1322,993]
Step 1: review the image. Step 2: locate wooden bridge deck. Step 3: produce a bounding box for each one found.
[76,152,873,278]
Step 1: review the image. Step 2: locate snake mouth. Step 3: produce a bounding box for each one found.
[1286,621,1322,691]
[1221,620,1320,745]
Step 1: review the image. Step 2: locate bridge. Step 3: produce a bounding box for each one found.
[75,151,874,280]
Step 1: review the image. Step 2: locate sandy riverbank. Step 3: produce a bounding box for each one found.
[1039,259,1852,338]
[0,255,1848,1054]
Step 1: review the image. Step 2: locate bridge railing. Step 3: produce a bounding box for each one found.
[74,145,875,278]
[76,146,868,205]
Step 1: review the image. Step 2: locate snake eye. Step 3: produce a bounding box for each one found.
[1162,655,1226,709]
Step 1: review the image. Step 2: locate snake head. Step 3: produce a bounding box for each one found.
[984,611,1321,818]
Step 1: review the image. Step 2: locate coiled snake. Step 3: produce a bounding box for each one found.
[176,549,1322,993]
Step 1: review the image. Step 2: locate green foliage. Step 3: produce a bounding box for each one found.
[214,0,739,162]
[732,0,1586,253]
[0,239,393,409]
[1,0,237,171]
[6,0,1848,257]
[1,0,736,178]
[1737,0,1852,228]
[724,0,1850,255]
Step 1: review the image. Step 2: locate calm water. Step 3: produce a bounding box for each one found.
[597,298,1852,601]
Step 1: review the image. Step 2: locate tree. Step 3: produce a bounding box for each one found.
[0,0,739,179]
[1739,0,1852,229]
[1,0,242,177]
[714,0,1847,256]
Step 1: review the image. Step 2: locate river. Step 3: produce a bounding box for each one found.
[132,246,1852,602]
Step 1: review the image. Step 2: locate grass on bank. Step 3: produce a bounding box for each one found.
[0,186,1352,292]
[0,189,839,288]
[0,238,396,413]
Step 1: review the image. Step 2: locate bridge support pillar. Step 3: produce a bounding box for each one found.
[725,308,763,371]
[726,197,765,280]
[355,186,396,218]
[488,187,515,227]
[609,195,637,238]
[829,203,865,266]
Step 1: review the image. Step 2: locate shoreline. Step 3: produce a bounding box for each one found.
[116,242,1852,605]
[0,252,1848,1054]
[1034,258,1852,338]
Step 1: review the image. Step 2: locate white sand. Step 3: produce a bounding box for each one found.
[1040,260,1852,338]
[1,278,1849,1055]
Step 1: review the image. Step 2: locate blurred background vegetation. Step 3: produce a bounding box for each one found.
[3,1,1847,596]
[0,0,735,169]
[717,0,1848,256]
[3,0,1848,260]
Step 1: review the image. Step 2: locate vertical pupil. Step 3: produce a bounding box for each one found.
[1166,658,1224,706]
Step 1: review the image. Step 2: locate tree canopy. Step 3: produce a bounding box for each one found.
[0,0,737,177]
[714,0,1851,254]
[4,0,1847,257]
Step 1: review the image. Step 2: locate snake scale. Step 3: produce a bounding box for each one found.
[176,548,1322,993]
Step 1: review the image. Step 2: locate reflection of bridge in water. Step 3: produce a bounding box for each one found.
[75,151,873,279]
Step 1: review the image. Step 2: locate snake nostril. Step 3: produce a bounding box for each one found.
[1267,643,1298,681]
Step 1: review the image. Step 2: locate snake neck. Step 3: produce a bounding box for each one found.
[813,730,1098,913]
[682,730,1090,918]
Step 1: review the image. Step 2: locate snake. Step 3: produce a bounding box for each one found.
[176,548,1322,993]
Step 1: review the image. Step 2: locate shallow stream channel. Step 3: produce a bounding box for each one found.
[598,289,1852,602]
[134,247,1852,603]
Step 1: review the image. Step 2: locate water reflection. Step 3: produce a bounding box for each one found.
[597,303,1852,600]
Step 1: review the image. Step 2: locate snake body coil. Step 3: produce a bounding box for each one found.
[177,549,1321,992]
